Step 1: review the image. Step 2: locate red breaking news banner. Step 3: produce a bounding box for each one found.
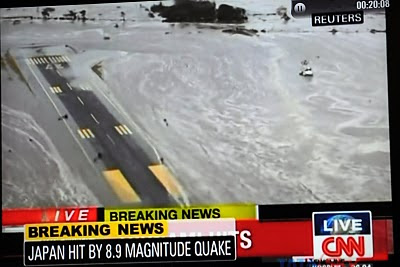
[235,219,392,260]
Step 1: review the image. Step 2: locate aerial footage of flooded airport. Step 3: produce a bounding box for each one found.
[1,0,391,208]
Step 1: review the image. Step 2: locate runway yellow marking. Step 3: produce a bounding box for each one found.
[82,129,91,138]
[40,58,46,64]
[103,169,141,203]
[67,83,73,90]
[77,130,85,139]
[33,58,39,65]
[50,57,57,63]
[43,57,49,63]
[78,129,95,139]
[87,129,95,138]
[50,86,62,93]
[148,164,183,200]
[91,113,100,124]
[77,96,84,105]
[79,129,94,138]
[119,125,128,135]
[114,125,132,135]
[29,58,35,65]
[81,130,89,138]
[114,126,123,135]
[26,59,31,65]
[122,125,132,134]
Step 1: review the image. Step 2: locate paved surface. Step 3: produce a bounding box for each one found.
[24,54,175,206]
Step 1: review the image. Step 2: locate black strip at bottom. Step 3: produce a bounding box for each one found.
[258,202,392,221]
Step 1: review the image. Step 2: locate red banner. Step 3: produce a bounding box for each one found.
[235,219,391,260]
[2,207,98,225]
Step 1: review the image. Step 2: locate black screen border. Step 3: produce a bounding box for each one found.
[1,0,399,265]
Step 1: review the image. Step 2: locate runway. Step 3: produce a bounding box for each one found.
[23,53,183,206]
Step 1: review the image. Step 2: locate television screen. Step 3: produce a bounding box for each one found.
[1,0,392,208]
[1,0,396,266]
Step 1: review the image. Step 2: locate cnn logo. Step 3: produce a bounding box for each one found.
[322,236,365,257]
[312,211,373,261]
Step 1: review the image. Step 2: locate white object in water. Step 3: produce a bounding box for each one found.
[299,66,313,77]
